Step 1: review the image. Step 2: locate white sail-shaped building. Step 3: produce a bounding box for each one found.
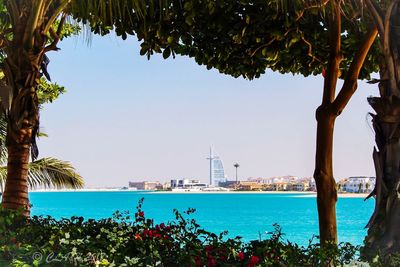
[207,147,227,186]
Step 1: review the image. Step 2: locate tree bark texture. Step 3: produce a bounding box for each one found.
[0,1,53,216]
[362,93,400,259]
[362,2,400,260]
[315,109,338,244]
[2,143,31,216]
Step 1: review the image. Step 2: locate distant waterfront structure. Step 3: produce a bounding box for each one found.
[245,176,314,191]
[170,179,207,191]
[128,181,163,190]
[339,176,375,193]
[206,146,227,186]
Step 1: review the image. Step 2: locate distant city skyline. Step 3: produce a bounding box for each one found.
[38,32,377,187]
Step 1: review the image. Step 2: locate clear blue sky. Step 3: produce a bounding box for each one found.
[37,33,377,187]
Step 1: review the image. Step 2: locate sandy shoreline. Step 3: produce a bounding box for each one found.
[29,189,369,198]
[152,191,369,198]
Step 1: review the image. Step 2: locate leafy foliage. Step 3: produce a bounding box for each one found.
[0,199,363,267]
[105,0,379,80]
[37,78,66,105]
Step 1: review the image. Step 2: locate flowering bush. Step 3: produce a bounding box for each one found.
[0,199,363,266]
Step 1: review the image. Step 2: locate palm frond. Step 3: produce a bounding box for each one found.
[27,157,84,189]
[0,157,84,191]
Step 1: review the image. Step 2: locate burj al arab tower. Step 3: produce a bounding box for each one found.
[207,146,227,186]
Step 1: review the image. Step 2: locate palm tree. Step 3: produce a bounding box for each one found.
[0,116,83,193]
[0,0,150,215]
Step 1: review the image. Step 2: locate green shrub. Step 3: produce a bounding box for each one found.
[0,199,362,266]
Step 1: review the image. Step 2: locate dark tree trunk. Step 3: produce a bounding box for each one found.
[362,2,400,260]
[362,89,400,259]
[315,107,338,244]
[363,82,400,258]
[0,39,42,217]
[2,141,31,216]
[0,1,57,216]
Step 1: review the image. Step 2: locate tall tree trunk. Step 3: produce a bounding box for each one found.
[315,107,338,244]
[0,70,40,217]
[362,2,400,260]
[0,1,62,216]
[362,89,400,259]
[2,141,31,216]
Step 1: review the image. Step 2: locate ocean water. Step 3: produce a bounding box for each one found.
[29,192,374,246]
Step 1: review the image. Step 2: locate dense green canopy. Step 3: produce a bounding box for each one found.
[94,1,379,80]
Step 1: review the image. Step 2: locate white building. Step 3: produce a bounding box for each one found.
[170,179,207,190]
[341,176,375,193]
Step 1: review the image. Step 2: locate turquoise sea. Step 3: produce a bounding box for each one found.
[30,192,374,246]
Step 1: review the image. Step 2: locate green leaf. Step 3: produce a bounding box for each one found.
[162,48,171,59]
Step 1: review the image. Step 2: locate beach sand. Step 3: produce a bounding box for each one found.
[152,191,369,198]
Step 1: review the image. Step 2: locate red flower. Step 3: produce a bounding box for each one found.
[207,256,217,267]
[237,251,245,261]
[160,223,165,229]
[134,233,142,240]
[138,211,144,217]
[250,255,259,264]
[154,233,162,239]
[205,245,214,252]
[195,256,202,267]
[143,229,153,237]
[246,255,260,267]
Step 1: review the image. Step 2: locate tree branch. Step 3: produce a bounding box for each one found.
[4,0,19,27]
[43,0,71,35]
[365,0,385,37]
[292,0,330,21]
[24,0,46,49]
[383,0,400,96]
[322,0,342,106]
[331,26,378,115]
[43,11,67,53]
[44,28,60,53]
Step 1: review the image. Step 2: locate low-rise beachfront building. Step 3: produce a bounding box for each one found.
[129,181,163,190]
[170,179,207,190]
[219,181,238,188]
[340,176,375,193]
[245,176,314,191]
[289,181,311,191]
[236,181,263,191]
[247,176,299,185]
